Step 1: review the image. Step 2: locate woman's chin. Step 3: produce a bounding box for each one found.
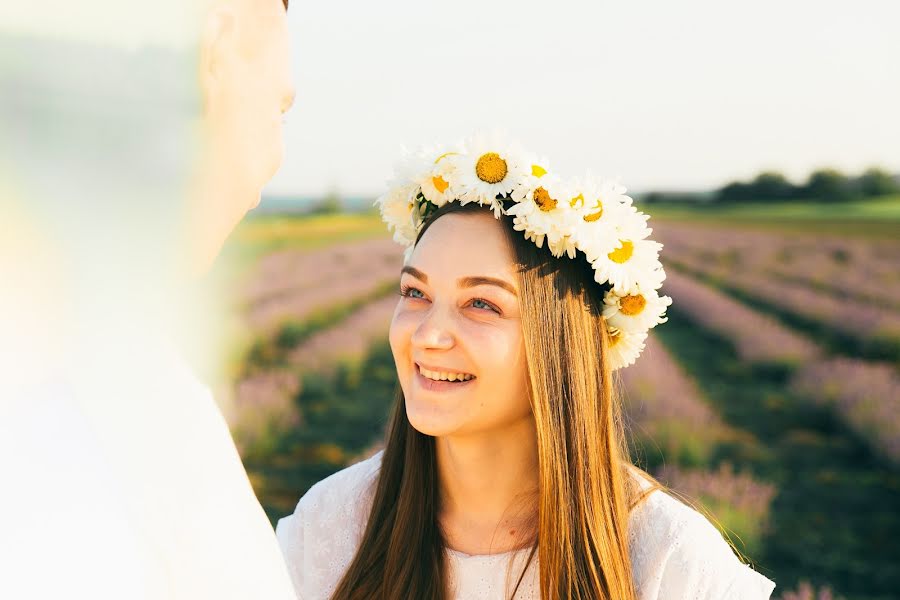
[405,400,465,437]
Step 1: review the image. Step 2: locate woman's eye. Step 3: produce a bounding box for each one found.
[399,285,425,300]
[471,298,500,314]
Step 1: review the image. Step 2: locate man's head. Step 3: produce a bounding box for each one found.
[0,0,297,275]
[190,0,296,272]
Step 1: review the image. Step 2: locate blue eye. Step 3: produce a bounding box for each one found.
[399,285,499,315]
[399,284,425,299]
[471,298,500,314]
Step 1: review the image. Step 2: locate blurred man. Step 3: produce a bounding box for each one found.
[0,1,298,598]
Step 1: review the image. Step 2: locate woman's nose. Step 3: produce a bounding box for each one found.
[410,305,455,350]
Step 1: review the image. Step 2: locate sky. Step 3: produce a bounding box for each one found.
[264,0,900,199]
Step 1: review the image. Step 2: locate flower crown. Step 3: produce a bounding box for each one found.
[374,132,673,370]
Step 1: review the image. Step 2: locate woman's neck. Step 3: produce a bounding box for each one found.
[435,416,540,555]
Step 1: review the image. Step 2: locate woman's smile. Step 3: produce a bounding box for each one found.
[415,362,477,392]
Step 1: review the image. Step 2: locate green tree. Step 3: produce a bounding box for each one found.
[749,171,795,201]
[802,168,854,202]
[310,186,342,214]
[717,181,752,203]
[857,167,899,197]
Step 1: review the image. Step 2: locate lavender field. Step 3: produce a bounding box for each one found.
[213,206,899,600]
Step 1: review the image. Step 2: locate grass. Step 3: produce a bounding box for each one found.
[220,211,388,270]
[643,195,900,239]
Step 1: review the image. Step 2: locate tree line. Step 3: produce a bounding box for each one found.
[643,166,899,204]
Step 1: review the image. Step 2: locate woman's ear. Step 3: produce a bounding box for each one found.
[198,4,237,114]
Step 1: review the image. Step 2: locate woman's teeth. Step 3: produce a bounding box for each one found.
[418,366,475,382]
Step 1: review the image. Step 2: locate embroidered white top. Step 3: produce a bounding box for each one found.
[275,450,776,599]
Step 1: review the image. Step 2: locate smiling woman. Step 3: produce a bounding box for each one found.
[391,210,532,444]
[274,137,776,599]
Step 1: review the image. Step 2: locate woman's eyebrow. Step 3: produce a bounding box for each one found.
[400,266,517,297]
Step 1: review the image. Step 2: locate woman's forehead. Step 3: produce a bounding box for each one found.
[410,212,517,281]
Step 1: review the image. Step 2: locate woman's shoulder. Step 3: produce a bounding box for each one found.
[275,449,384,599]
[292,449,383,513]
[626,467,776,599]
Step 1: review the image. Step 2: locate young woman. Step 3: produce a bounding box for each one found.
[275,135,777,599]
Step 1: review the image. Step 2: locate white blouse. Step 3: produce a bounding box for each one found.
[276,450,776,599]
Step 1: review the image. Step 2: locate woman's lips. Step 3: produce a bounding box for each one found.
[414,366,476,392]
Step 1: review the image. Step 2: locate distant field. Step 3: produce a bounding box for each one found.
[224,211,388,266]
[228,196,900,258]
[643,195,900,239]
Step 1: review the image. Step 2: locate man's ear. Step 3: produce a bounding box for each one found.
[198,4,237,112]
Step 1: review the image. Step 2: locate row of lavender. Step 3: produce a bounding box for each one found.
[645,258,881,598]
[660,268,900,467]
[653,222,900,362]
[616,332,845,597]
[618,333,778,560]
[220,237,404,452]
[653,222,899,310]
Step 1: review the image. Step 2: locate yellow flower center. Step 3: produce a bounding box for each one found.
[531,164,547,178]
[475,152,508,184]
[619,294,646,316]
[569,193,585,209]
[533,187,557,212]
[608,240,633,263]
[584,200,604,222]
[609,328,623,346]
[432,175,449,194]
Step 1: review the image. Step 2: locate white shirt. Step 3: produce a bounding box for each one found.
[0,335,298,600]
[275,450,777,599]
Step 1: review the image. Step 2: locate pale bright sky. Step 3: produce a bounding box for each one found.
[266,0,900,198]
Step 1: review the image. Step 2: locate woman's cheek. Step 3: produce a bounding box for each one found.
[464,319,521,361]
[388,306,414,359]
[393,308,422,341]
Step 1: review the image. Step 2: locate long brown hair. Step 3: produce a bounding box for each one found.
[331,201,664,599]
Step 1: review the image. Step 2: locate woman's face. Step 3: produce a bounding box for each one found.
[389,211,532,438]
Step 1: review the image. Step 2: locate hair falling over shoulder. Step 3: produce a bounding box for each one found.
[330,202,665,600]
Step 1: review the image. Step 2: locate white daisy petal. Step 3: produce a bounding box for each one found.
[607,328,648,370]
[450,132,528,206]
[602,288,673,333]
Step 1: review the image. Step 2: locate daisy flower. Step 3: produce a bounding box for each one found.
[388,146,431,189]
[374,182,419,246]
[602,288,673,334]
[450,132,528,206]
[607,328,648,371]
[570,175,632,263]
[511,153,553,199]
[590,207,665,295]
[507,176,581,258]
[415,146,460,208]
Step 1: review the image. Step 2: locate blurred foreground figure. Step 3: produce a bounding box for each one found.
[0,1,297,598]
